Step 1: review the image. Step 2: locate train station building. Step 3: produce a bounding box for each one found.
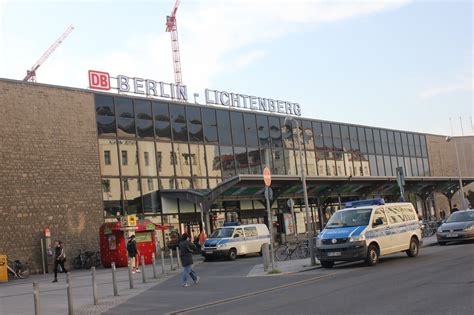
[0,76,473,272]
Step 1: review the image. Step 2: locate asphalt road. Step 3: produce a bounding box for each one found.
[105,242,474,315]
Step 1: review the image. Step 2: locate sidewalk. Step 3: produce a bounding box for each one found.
[247,235,439,277]
[0,255,203,315]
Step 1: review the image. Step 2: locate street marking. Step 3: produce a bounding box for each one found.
[167,273,337,314]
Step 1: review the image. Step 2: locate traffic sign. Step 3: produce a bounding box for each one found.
[263,167,271,186]
[287,198,295,208]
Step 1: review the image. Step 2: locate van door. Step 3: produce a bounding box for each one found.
[244,226,259,253]
[370,208,394,255]
[233,228,245,254]
[385,206,408,251]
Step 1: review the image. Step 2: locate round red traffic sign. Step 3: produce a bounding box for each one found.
[263,167,271,186]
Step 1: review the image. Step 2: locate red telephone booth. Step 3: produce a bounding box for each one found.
[99,219,168,268]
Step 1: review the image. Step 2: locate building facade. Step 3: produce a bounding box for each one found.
[0,78,473,272]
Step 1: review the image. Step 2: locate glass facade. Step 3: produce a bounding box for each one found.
[95,94,431,218]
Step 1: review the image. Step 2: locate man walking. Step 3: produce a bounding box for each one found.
[52,240,67,283]
[179,233,200,287]
[451,204,459,214]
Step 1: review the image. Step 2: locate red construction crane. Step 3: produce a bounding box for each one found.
[23,25,75,82]
[166,0,183,86]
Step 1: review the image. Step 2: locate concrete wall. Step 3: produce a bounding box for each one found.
[0,79,103,273]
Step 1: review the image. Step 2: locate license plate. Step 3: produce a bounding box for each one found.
[327,252,341,257]
[205,250,213,254]
[446,233,458,238]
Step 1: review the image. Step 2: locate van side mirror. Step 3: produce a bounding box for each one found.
[373,218,384,227]
[234,234,240,238]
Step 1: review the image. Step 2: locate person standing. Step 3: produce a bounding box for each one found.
[179,233,200,287]
[52,240,67,283]
[127,235,140,274]
[451,204,459,214]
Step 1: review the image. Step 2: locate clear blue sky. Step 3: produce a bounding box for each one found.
[0,0,472,136]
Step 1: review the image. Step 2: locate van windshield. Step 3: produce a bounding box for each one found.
[326,208,372,228]
[209,228,234,238]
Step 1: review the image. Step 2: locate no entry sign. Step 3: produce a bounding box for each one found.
[263,167,271,187]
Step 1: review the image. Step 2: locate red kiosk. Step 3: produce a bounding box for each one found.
[99,219,168,268]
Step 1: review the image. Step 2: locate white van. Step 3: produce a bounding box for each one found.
[202,223,270,261]
[315,199,422,268]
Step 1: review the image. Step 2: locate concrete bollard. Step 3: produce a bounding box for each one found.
[33,282,40,315]
[111,262,118,296]
[170,249,175,271]
[152,253,157,279]
[91,267,98,305]
[262,243,269,272]
[160,250,165,274]
[128,262,134,289]
[66,272,74,315]
[141,255,146,283]
[176,248,182,268]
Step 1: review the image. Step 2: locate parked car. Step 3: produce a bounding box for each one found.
[436,210,474,245]
[315,198,422,268]
[202,223,270,261]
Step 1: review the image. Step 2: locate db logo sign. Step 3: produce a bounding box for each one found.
[88,70,110,90]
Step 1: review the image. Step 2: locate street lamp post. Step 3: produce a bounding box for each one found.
[446,136,466,208]
[285,116,316,266]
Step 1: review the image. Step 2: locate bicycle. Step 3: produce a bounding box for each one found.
[275,240,309,261]
[421,220,438,238]
[7,259,30,280]
[72,250,101,269]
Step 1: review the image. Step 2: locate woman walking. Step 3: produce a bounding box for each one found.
[179,233,200,287]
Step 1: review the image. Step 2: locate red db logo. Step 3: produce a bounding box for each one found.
[88,70,110,90]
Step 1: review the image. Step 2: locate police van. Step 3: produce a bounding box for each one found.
[315,199,422,268]
[202,223,270,261]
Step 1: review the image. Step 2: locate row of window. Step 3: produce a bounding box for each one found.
[99,139,430,181]
[95,95,429,158]
[373,207,418,225]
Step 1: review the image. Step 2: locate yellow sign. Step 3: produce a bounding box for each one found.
[0,255,8,282]
[127,214,137,226]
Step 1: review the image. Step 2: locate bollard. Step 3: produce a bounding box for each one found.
[111,262,118,296]
[176,248,182,268]
[33,282,40,315]
[152,253,157,279]
[262,243,269,272]
[170,249,175,271]
[91,267,98,305]
[141,255,146,283]
[128,262,134,289]
[66,272,74,315]
[160,250,165,274]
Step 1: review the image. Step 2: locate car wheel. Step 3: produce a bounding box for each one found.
[438,241,446,246]
[406,237,419,257]
[228,249,237,261]
[365,244,379,266]
[320,260,334,268]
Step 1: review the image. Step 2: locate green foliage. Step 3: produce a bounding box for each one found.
[267,268,282,274]
[467,190,474,205]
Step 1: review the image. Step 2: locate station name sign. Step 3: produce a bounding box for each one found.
[88,70,301,116]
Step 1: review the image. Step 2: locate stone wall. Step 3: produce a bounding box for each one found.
[0,79,104,273]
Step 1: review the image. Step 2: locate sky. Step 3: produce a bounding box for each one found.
[0,0,472,136]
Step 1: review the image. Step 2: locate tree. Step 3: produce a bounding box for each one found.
[467,190,474,206]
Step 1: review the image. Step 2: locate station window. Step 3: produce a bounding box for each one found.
[230,112,246,146]
[216,110,232,145]
[104,150,111,165]
[121,150,128,165]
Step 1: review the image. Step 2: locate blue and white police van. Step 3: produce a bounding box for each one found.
[202,223,270,261]
[315,199,422,268]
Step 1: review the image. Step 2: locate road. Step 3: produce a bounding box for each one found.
[105,241,474,315]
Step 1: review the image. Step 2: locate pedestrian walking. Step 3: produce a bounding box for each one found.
[450,204,459,214]
[198,230,207,249]
[179,233,200,287]
[467,204,472,210]
[127,235,141,274]
[52,240,68,283]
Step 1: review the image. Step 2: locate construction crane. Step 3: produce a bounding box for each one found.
[166,0,183,86]
[23,25,75,82]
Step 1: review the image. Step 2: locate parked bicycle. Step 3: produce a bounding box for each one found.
[275,239,309,261]
[72,250,101,270]
[421,220,439,238]
[7,259,30,280]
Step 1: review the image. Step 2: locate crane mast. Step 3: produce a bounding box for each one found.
[166,0,183,86]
